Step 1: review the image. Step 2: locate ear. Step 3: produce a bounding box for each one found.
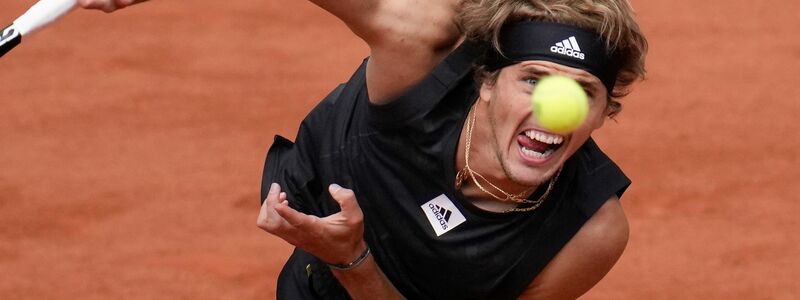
[593,114,607,129]
[593,101,613,129]
[479,80,495,103]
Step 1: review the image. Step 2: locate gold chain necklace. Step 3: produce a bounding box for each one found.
[454,104,561,213]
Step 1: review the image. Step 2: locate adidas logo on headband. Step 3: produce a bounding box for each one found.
[550,36,585,60]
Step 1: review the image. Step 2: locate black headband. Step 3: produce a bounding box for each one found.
[486,21,620,93]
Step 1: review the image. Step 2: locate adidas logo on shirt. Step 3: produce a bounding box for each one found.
[550,36,585,60]
[433,205,452,223]
[421,194,466,237]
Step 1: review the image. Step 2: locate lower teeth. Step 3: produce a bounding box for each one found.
[521,146,554,159]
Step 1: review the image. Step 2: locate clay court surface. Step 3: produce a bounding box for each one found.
[1,0,798,298]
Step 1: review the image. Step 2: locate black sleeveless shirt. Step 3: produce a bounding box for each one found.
[261,44,630,299]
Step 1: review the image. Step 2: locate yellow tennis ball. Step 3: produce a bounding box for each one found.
[531,75,589,134]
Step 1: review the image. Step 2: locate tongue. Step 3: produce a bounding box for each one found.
[518,134,550,153]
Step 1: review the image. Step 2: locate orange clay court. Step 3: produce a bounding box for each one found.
[0,0,798,298]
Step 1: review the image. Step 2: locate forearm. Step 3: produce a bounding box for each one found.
[306,0,378,39]
[332,255,404,300]
[78,0,148,12]
[306,0,460,46]
[306,0,463,103]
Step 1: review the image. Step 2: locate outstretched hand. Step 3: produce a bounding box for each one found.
[257,183,366,266]
[78,0,146,13]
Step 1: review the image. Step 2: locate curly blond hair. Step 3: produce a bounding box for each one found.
[457,0,648,116]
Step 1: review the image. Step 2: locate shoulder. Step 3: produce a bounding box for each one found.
[519,197,629,299]
[573,138,627,182]
[570,138,631,216]
[300,59,370,138]
[260,73,363,206]
[366,42,479,129]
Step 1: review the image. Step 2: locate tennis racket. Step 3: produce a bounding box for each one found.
[0,0,78,58]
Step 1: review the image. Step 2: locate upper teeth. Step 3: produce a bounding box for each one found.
[524,130,564,145]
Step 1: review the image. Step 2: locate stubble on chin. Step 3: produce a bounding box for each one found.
[487,107,547,188]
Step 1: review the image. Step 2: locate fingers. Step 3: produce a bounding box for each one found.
[329,184,363,219]
[78,0,142,12]
[259,182,362,236]
[259,182,318,230]
[257,183,289,232]
[258,183,365,264]
[265,183,282,205]
[274,200,319,229]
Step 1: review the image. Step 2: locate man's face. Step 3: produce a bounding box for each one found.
[479,60,609,187]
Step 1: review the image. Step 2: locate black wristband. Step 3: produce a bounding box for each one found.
[327,247,371,271]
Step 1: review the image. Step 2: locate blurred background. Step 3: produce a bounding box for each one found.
[0,0,798,298]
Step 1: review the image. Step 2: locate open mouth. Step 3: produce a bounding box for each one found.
[517,129,564,160]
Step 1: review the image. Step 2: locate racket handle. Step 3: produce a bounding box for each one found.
[14,0,78,36]
[0,0,77,58]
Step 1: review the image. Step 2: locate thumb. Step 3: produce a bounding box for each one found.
[328,184,362,217]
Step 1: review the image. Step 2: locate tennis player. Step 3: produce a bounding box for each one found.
[257,0,648,298]
[83,0,648,298]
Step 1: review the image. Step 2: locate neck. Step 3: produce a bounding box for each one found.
[455,101,538,203]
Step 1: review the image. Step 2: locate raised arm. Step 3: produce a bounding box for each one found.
[309,0,463,104]
[82,0,461,102]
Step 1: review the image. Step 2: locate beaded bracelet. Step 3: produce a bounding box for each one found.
[327,247,371,271]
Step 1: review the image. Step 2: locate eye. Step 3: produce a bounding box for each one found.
[583,86,597,99]
[525,78,538,86]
